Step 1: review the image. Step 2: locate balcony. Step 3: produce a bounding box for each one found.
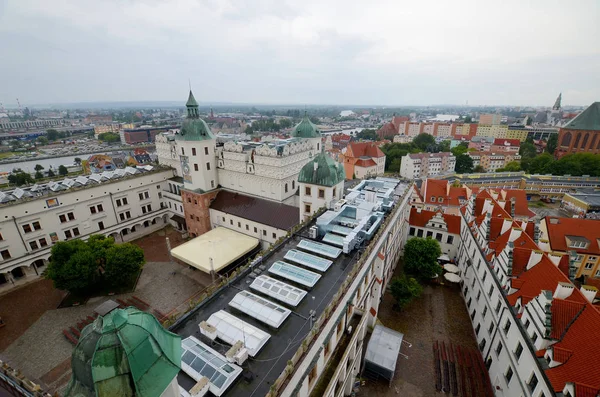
[310,313,363,397]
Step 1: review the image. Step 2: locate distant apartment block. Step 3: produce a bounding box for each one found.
[468,136,495,152]
[490,138,521,153]
[478,113,502,125]
[400,152,455,179]
[467,151,521,172]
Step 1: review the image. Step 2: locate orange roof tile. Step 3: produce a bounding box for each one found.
[408,208,461,235]
[543,217,600,255]
[346,142,385,158]
[550,299,586,340]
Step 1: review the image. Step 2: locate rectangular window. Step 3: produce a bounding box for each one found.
[181,147,185,155]
[23,224,32,233]
[488,285,494,297]
[515,342,523,360]
[246,224,249,230]
[98,221,105,230]
[139,193,144,200]
[495,300,501,313]
[585,263,594,270]
[426,231,433,238]
[39,238,48,247]
[142,206,147,214]
[495,342,503,356]
[211,180,215,188]
[0,249,10,260]
[528,373,538,392]
[475,323,481,335]
[116,199,122,207]
[263,230,267,236]
[476,290,481,301]
[482,306,488,318]
[318,189,325,198]
[123,198,128,205]
[90,206,97,214]
[435,233,442,242]
[67,212,75,221]
[65,230,72,239]
[504,320,511,334]
[333,187,337,197]
[254,227,257,233]
[120,213,125,221]
[505,367,514,383]
[305,187,311,196]
[447,235,454,244]
[222,217,225,222]
[194,164,199,171]
[192,147,196,156]
[59,215,67,223]
[144,192,149,199]
[73,228,80,237]
[238,222,241,228]
[126,211,131,219]
[409,227,415,236]
[305,204,311,213]
[32,221,41,230]
[488,322,494,334]
[205,147,209,155]
[29,241,39,250]
[230,220,233,225]
[525,319,531,329]
[206,162,211,171]
[272,233,276,239]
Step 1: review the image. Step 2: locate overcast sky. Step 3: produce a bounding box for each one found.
[1,0,599,107]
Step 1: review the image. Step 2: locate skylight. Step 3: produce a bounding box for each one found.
[269,261,321,288]
[229,290,291,328]
[284,249,333,272]
[297,239,343,259]
[206,310,271,357]
[250,275,307,307]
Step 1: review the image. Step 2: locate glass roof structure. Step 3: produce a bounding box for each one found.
[323,233,345,247]
[206,310,271,357]
[269,261,321,288]
[229,290,291,329]
[284,249,333,272]
[330,224,354,236]
[297,239,343,259]
[180,336,242,396]
[250,275,307,307]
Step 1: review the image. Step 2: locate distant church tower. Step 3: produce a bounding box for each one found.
[553,93,562,111]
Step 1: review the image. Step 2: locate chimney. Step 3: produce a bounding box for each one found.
[580,285,598,303]
[506,242,514,276]
[510,197,516,218]
[568,250,578,282]
[543,290,553,338]
[485,212,492,241]
[533,223,541,244]
[553,282,575,300]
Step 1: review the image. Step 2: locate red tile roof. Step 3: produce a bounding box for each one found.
[492,138,521,146]
[409,208,461,235]
[355,158,377,167]
[543,216,600,255]
[501,189,536,218]
[421,179,449,205]
[550,299,586,339]
[346,142,385,158]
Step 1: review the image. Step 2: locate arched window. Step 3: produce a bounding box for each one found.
[573,133,581,149]
[590,134,598,151]
[581,133,590,149]
[285,183,288,193]
[561,131,572,147]
[292,180,295,189]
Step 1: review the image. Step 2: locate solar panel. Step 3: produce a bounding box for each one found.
[250,275,307,307]
[284,249,332,272]
[323,233,345,247]
[297,239,343,259]
[206,310,270,357]
[269,261,321,288]
[180,336,242,396]
[229,290,291,328]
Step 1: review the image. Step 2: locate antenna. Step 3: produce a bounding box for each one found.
[188,79,191,91]
[16,98,22,112]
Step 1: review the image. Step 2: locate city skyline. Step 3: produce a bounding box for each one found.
[1,0,599,106]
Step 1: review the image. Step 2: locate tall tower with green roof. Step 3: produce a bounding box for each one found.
[291,112,323,154]
[64,307,181,397]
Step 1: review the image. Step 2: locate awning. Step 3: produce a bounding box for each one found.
[443,264,460,273]
[444,273,461,283]
[438,254,451,262]
[170,214,186,224]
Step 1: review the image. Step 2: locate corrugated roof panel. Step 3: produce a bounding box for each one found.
[249,275,307,307]
[206,310,270,357]
[229,290,291,328]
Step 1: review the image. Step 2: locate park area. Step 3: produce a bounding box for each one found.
[0,226,211,394]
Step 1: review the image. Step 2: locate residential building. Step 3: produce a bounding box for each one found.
[377,116,409,139]
[490,138,521,153]
[93,123,120,137]
[467,151,521,172]
[339,142,386,179]
[468,136,495,152]
[399,152,455,179]
[476,124,508,139]
[506,126,531,142]
[457,188,600,397]
[561,188,600,218]
[0,119,63,131]
[479,113,502,125]
[408,208,461,259]
[298,151,345,221]
[538,216,600,279]
[555,102,600,158]
[0,166,175,291]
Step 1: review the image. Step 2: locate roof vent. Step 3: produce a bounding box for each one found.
[549,218,560,225]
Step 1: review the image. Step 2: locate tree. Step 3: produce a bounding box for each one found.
[355,129,378,141]
[46,240,99,293]
[390,275,422,309]
[546,134,558,154]
[36,136,49,146]
[74,157,82,166]
[519,141,537,160]
[35,171,44,180]
[451,142,469,156]
[388,158,402,173]
[404,237,442,280]
[438,140,451,152]
[98,132,121,143]
[34,164,44,171]
[58,165,68,176]
[455,154,474,173]
[278,118,293,129]
[464,115,473,123]
[413,133,435,151]
[104,243,145,287]
[47,169,55,177]
[473,165,486,173]
[497,161,521,172]
[7,171,34,186]
[46,129,59,141]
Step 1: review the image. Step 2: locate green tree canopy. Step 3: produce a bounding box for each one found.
[451,142,469,156]
[497,161,521,172]
[58,165,68,176]
[36,136,49,146]
[34,164,44,171]
[546,134,558,154]
[355,129,378,141]
[47,169,55,177]
[455,153,474,173]
[519,141,537,160]
[35,171,44,180]
[390,275,422,309]
[7,171,34,186]
[438,140,451,152]
[98,132,121,143]
[46,235,145,294]
[473,165,486,173]
[404,237,442,280]
[74,157,82,165]
[46,129,59,141]
[412,133,436,151]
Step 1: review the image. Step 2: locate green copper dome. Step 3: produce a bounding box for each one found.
[177,90,215,141]
[291,112,321,138]
[64,307,181,397]
[298,152,346,187]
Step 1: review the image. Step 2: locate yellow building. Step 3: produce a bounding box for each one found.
[538,216,600,279]
[506,127,529,142]
[476,124,493,137]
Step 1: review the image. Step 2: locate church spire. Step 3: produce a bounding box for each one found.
[186,90,199,118]
[553,93,562,111]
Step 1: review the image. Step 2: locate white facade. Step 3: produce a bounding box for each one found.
[177,138,218,193]
[299,180,344,222]
[399,153,456,179]
[0,168,175,291]
[155,133,182,175]
[408,211,460,259]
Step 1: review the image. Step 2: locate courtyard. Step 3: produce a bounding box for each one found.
[359,269,491,396]
[0,226,210,394]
